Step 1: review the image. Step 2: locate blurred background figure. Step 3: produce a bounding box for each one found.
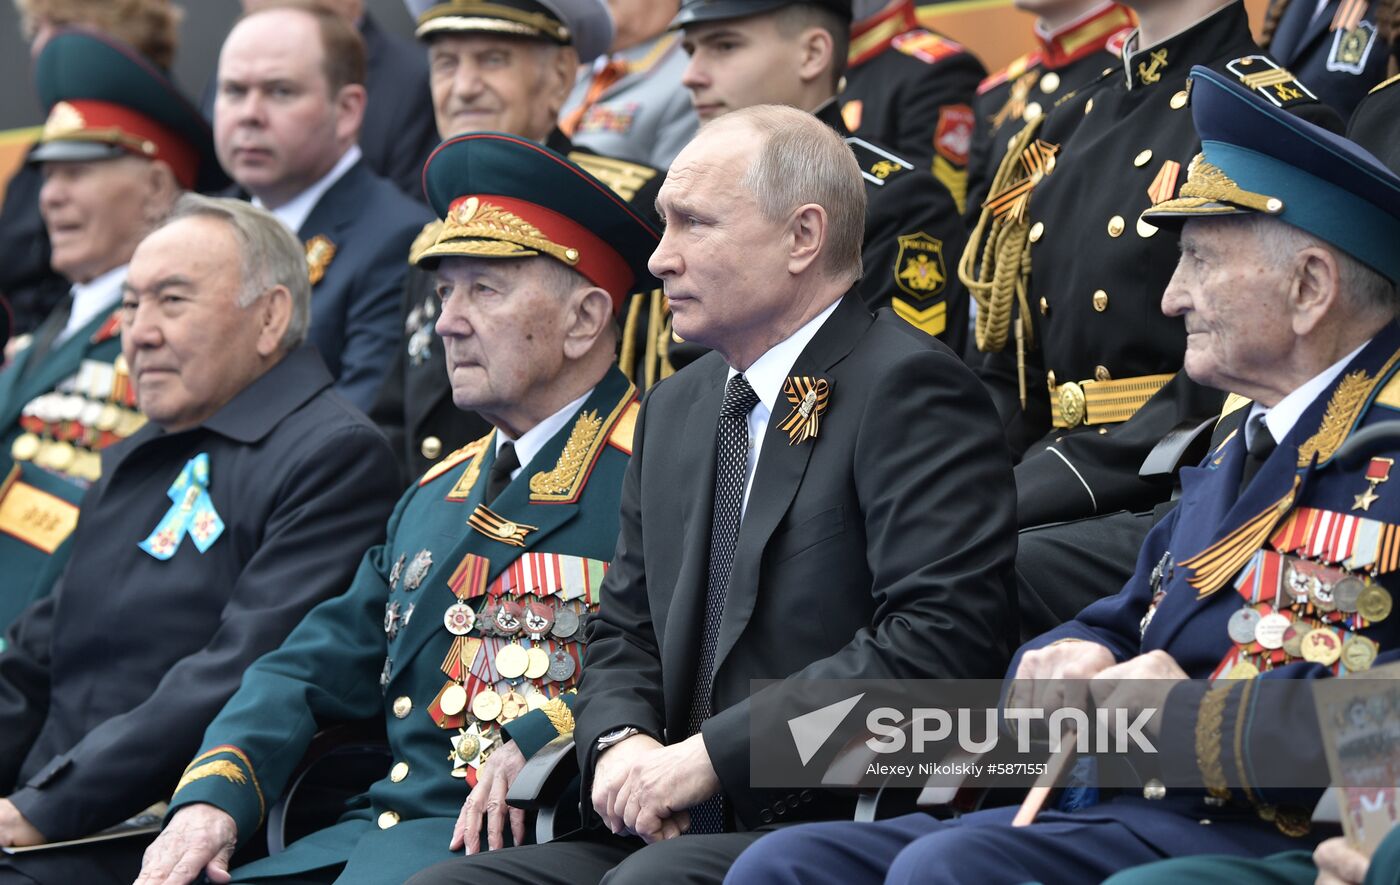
[1259,0,1392,118]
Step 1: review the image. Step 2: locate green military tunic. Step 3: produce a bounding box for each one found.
[168,367,638,884]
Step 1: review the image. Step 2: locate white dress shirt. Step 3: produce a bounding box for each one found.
[494,389,593,481]
[1244,341,1368,450]
[252,144,362,236]
[58,264,127,346]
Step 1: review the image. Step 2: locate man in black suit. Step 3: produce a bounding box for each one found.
[407,104,1018,885]
[214,2,431,410]
[0,194,400,885]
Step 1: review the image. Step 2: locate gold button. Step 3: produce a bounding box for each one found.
[1040,71,1061,93]
[1084,98,1094,115]
[1095,365,1111,382]
[1107,216,1125,238]
[378,810,400,829]
[420,436,442,460]
[392,696,412,718]
[1171,90,1188,110]
[1134,149,1153,168]
[1044,155,1057,173]
[1024,101,1043,122]
[1047,370,1057,388]
[1265,198,1284,214]
[1028,221,1045,243]
[1039,297,1049,316]
[390,762,409,783]
[1137,218,1160,239]
[1092,290,1109,312]
[1097,427,1109,435]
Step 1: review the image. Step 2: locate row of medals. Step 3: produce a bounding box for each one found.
[13,380,145,482]
[1225,555,1392,677]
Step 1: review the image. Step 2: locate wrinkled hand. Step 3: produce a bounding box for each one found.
[133,803,237,885]
[1088,650,1187,743]
[618,733,717,844]
[1007,639,1117,732]
[0,798,44,848]
[592,732,663,837]
[1314,836,1369,885]
[451,739,526,855]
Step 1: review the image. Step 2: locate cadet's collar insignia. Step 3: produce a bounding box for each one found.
[404,548,433,590]
[467,504,537,547]
[1178,476,1301,599]
[778,376,831,446]
[1352,457,1392,511]
[139,453,224,560]
[986,138,1059,223]
[305,235,336,286]
[1135,47,1168,86]
[1225,56,1316,107]
[894,232,947,301]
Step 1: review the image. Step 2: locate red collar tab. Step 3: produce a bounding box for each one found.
[1036,2,1136,69]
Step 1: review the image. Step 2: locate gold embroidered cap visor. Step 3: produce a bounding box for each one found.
[412,0,613,64]
[416,132,660,312]
[1142,66,1400,284]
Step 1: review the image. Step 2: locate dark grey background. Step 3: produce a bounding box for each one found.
[0,0,419,130]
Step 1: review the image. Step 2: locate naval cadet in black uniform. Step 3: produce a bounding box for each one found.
[1261,0,1392,118]
[371,0,666,484]
[841,0,986,212]
[675,0,970,352]
[962,0,1341,638]
[966,0,1135,220]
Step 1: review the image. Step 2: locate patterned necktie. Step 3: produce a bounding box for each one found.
[486,441,519,503]
[1240,413,1277,493]
[687,373,760,834]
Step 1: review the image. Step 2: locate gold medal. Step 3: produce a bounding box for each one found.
[1281,622,1312,658]
[439,683,468,717]
[1341,636,1378,672]
[46,441,75,472]
[1301,628,1342,666]
[1225,660,1259,680]
[495,643,529,680]
[10,433,40,462]
[95,403,120,432]
[471,688,503,722]
[498,689,528,724]
[525,689,549,711]
[524,646,551,680]
[1357,586,1392,623]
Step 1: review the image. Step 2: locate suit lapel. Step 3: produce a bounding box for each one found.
[709,296,872,683]
[297,160,364,245]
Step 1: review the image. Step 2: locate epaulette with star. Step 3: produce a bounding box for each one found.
[977,50,1042,96]
[568,152,658,203]
[408,219,443,266]
[845,136,914,188]
[1217,55,1317,110]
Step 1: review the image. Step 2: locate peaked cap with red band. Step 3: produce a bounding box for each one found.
[29,29,224,192]
[417,132,660,312]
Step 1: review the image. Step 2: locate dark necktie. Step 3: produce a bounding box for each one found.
[687,373,760,834]
[1239,414,1277,493]
[485,441,519,503]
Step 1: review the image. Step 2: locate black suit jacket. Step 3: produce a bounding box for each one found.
[0,346,400,841]
[358,13,439,200]
[573,294,1018,830]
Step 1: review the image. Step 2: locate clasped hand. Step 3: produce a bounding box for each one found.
[590,732,719,843]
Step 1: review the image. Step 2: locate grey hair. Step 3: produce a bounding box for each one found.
[712,104,866,283]
[1243,214,1399,317]
[157,193,312,350]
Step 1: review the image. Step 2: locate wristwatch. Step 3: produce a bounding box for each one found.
[596,726,639,753]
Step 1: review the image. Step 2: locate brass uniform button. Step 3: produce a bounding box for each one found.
[420,436,442,460]
[1092,290,1109,312]
[1047,370,1057,388]
[1039,297,1049,316]
[1024,101,1043,122]
[1028,221,1045,243]
[1107,216,1125,237]
[1040,72,1061,93]
[1045,155,1057,173]
[1134,149,1153,168]
[1171,90,1188,110]
[390,762,409,783]
[1084,98,1094,115]
[1095,365,1111,382]
[1137,218,1160,239]
[1265,198,1284,214]
[378,810,400,829]
[392,696,412,718]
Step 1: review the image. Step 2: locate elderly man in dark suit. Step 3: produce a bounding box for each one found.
[0,193,400,885]
[407,104,1019,885]
[214,1,431,410]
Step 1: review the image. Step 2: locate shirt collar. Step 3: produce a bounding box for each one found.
[495,387,593,476]
[726,298,843,416]
[252,144,362,236]
[62,264,127,343]
[1247,340,1369,448]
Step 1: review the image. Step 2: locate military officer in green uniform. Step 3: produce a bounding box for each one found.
[372,0,667,485]
[0,28,220,633]
[134,132,659,885]
[675,0,970,351]
[842,0,986,212]
[966,0,1135,219]
[962,0,1341,639]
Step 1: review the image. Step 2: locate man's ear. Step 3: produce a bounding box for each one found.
[562,285,615,360]
[255,285,294,357]
[795,25,835,87]
[544,46,582,119]
[143,161,181,226]
[1290,246,1341,336]
[786,203,826,275]
[333,83,368,146]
